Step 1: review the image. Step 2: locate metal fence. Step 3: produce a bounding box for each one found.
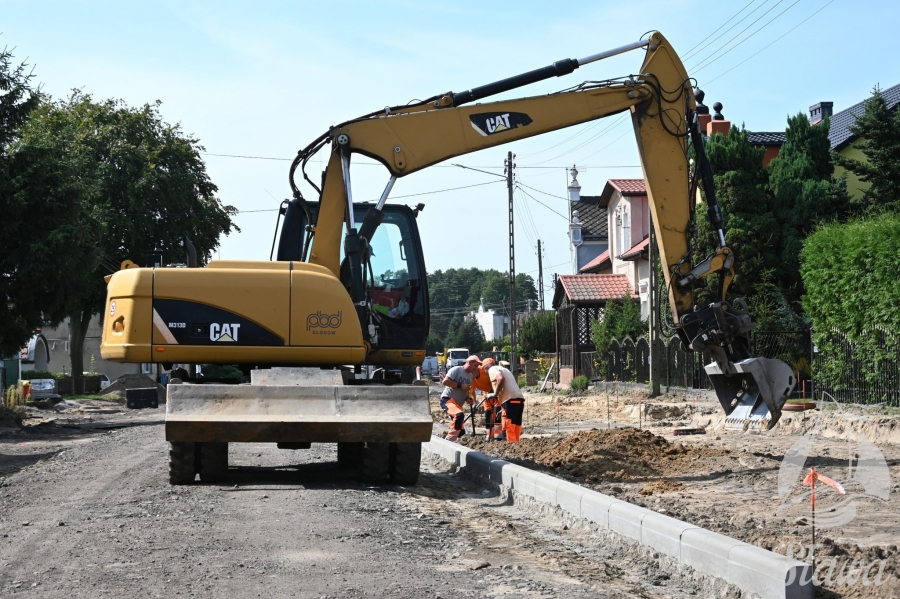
[584,336,713,388]
[579,328,900,406]
[813,327,900,406]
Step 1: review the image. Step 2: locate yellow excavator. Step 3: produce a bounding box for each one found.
[101,31,795,485]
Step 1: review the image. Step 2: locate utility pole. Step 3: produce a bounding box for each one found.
[537,239,545,311]
[649,213,661,397]
[506,151,517,377]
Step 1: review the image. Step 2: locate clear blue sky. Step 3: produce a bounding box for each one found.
[2,0,895,305]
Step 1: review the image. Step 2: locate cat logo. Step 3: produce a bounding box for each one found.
[469,111,533,136]
[307,311,342,334]
[210,323,241,342]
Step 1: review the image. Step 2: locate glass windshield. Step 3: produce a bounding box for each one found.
[449,350,469,359]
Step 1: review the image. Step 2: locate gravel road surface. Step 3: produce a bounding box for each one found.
[0,412,734,598]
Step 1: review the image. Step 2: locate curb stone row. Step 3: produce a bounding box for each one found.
[424,436,812,599]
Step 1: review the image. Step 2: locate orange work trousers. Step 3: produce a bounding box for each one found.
[501,398,525,442]
[446,400,467,441]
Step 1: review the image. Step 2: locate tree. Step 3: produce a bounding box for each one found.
[447,315,484,352]
[834,86,900,213]
[0,47,99,357]
[694,125,780,307]
[425,330,444,355]
[691,124,829,330]
[591,292,644,353]
[427,267,538,346]
[768,113,851,307]
[13,92,238,374]
[518,310,555,356]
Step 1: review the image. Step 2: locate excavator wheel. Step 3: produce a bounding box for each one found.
[390,442,421,486]
[337,442,363,469]
[169,442,197,485]
[198,442,229,484]
[359,442,391,484]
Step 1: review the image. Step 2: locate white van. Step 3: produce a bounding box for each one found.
[421,357,439,377]
[446,348,470,368]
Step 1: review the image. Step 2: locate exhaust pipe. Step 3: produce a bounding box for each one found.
[183,234,197,268]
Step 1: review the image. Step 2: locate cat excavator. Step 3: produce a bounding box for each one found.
[100,31,795,485]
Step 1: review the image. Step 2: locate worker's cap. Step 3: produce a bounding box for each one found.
[465,355,482,365]
[481,357,496,369]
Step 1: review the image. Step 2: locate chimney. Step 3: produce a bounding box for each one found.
[809,101,834,124]
[693,87,712,133]
[707,102,731,136]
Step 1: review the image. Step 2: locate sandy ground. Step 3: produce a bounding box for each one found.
[1,403,744,599]
[433,386,900,598]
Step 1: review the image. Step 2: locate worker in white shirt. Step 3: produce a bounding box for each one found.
[484,360,525,442]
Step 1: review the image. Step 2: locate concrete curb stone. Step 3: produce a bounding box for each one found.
[579,490,621,529]
[608,502,654,542]
[423,435,812,599]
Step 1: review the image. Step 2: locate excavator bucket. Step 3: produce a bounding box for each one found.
[165,382,433,444]
[705,357,796,432]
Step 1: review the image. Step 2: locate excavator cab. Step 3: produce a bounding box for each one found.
[275,199,429,358]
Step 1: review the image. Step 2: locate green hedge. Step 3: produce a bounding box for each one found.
[20,370,67,380]
[801,213,900,396]
[801,212,900,335]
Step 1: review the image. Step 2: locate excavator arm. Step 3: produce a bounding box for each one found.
[295,33,715,339]
[289,31,794,429]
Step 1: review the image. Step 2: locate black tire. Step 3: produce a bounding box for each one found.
[390,442,421,486]
[169,442,196,485]
[198,442,229,484]
[359,442,391,484]
[337,442,363,469]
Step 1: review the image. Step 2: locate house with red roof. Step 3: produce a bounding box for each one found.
[570,172,652,320]
[554,170,652,384]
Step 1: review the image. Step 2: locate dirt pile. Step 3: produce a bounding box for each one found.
[460,428,732,483]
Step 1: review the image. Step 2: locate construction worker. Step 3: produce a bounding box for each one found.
[440,355,481,442]
[484,360,526,443]
[477,358,504,441]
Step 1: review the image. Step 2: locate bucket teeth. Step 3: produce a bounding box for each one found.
[706,356,796,432]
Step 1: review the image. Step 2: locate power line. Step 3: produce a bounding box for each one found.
[688,0,788,72]
[704,0,836,85]
[682,0,768,61]
[201,152,640,170]
[232,179,506,216]
[523,114,629,166]
[516,181,568,202]
[514,185,568,220]
[691,0,802,74]
[573,127,634,164]
[681,0,760,59]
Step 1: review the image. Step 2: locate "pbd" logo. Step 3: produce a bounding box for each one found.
[307,311,342,331]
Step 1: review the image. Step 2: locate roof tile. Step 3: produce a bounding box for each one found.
[559,274,632,303]
[747,132,786,145]
[620,237,649,260]
[607,179,646,195]
[829,82,900,150]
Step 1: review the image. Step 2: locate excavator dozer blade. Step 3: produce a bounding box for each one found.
[704,357,796,432]
[165,384,433,444]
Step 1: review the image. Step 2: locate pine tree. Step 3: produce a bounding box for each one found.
[769,113,851,308]
[693,126,782,313]
[834,86,900,213]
